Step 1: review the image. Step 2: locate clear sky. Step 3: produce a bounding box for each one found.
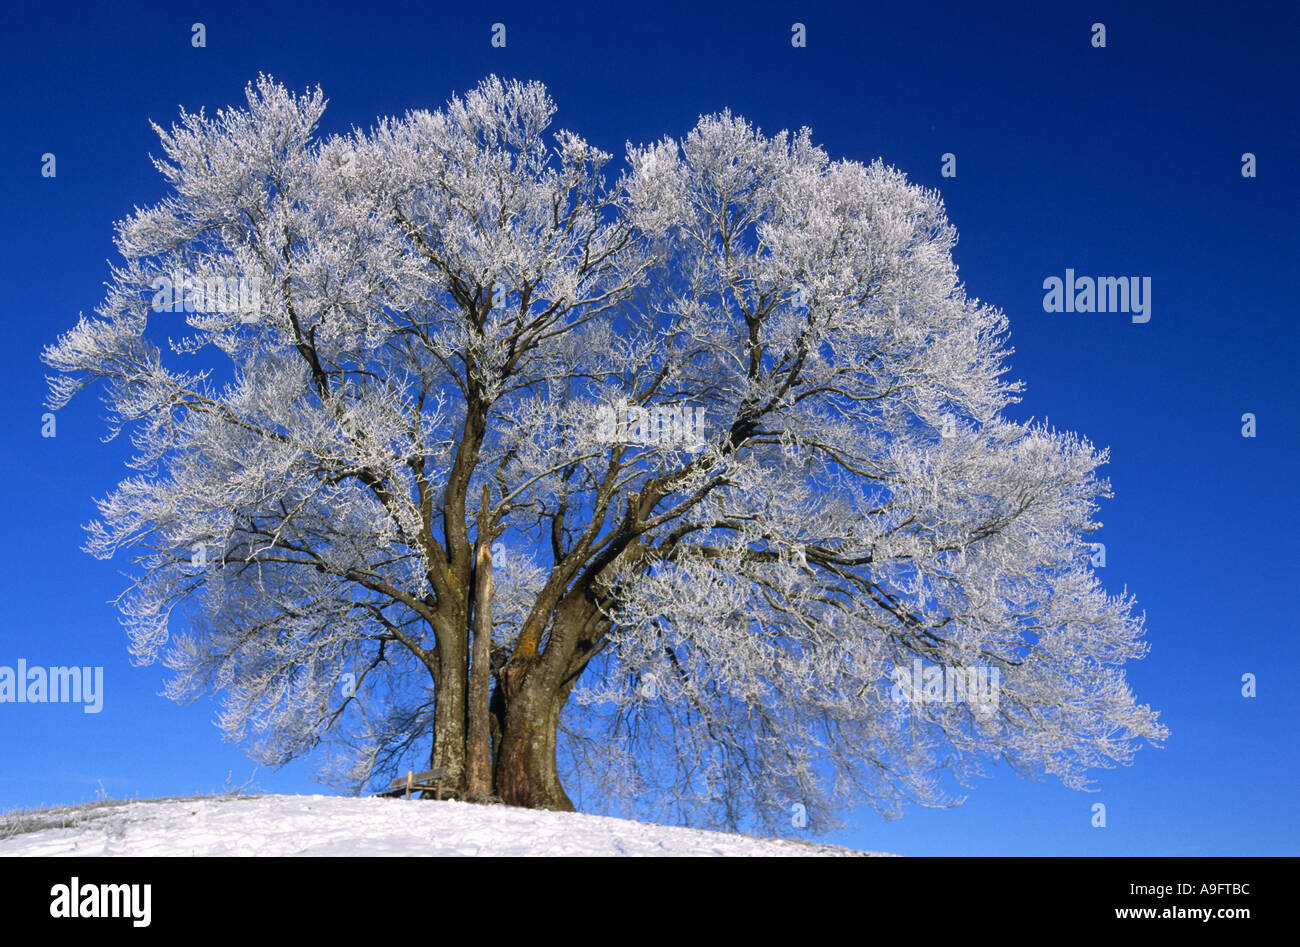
[1,0,1296,855]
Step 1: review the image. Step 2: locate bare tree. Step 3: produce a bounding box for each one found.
[43,75,1167,833]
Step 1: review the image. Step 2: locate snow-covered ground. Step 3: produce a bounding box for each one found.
[0,794,892,857]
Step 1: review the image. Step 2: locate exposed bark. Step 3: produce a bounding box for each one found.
[493,589,604,809]
[466,485,496,799]
[496,666,576,811]
[430,621,467,791]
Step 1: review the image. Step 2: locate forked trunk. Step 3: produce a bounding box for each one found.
[424,481,582,808]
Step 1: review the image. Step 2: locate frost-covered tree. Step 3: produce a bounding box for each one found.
[43,75,1167,832]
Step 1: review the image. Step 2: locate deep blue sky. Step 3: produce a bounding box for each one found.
[2,1,1296,855]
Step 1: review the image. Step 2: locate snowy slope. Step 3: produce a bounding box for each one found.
[0,794,893,857]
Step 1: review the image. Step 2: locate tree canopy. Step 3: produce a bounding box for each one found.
[44,75,1167,834]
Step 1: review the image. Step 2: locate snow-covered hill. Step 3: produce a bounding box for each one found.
[0,794,892,857]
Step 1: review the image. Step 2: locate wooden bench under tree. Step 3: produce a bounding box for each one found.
[374,768,447,800]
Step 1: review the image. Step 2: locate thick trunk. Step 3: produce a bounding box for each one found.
[490,594,602,809]
[430,625,467,792]
[495,668,575,811]
[423,486,591,809]
[423,653,572,809]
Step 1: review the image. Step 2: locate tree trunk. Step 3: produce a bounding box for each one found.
[465,488,495,799]
[425,481,588,809]
[430,623,467,792]
[495,670,575,811]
